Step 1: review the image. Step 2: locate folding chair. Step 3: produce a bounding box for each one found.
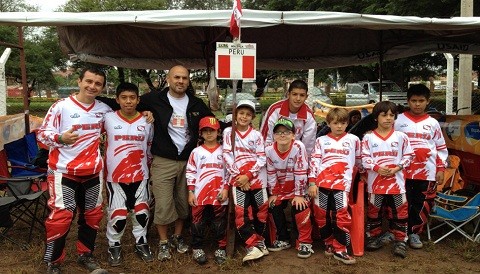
[0,132,48,249]
[427,192,480,244]
[437,155,464,194]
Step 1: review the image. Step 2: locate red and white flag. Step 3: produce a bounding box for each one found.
[230,0,242,39]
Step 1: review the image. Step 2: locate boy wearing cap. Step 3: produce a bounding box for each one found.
[186,116,228,265]
[265,118,314,258]
[223,100,269,262]
[308,108,362,265]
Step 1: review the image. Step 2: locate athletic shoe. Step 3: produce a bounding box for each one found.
[324,245,335,257]
[297,243,314,259]
[46,263,61,274]
[135,243,154,263]
[169,235,189,253]
[408,233,423,249]
[379,231,395,245]
[257,240,269,256]
[214,248,227,265]
[242,246,264,262]
[157,241,172,261]
[192,249,207,265]
[333,251,357,265]
[393,241,407,258]
[77,253,107,273]
[107,245,122,266]
[366,236,384,251]
[267,240,291,252]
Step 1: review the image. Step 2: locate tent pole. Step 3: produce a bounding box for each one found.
[379,31,384,102]
[18,26,30,133]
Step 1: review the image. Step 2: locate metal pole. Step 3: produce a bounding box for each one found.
[18,26,29,133]
[0,48,12,116]
[379,31,384,101]
[444,53,454,115]
[458,0,473,115]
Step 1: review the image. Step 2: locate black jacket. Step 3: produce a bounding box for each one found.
[98,88,218,161]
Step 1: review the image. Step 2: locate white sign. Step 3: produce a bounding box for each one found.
[215,42,256,80]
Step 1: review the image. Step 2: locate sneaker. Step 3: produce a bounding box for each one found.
[242,246,264,262]
[267,240,291,252]
[77,253,107,273]
[135,243,154,263]
[157,241,172,261]
[46,263,62,274]
[366,236,384,251]
[393,241,407,258]
[214,249,227,265]
[169,235,189,253]
[408,233,423,249]
[324,245,334,257]
[297,243,314,259]
[107,246,122,267]
[379,231,395,245]
[333,251,357,265]
[257,241,269,256]
[192,249,207,265]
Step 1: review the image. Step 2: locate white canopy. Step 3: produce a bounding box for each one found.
[1,9,480,69]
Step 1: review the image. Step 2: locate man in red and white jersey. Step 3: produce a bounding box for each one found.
[260,80,317,156]
[38,67,111,274]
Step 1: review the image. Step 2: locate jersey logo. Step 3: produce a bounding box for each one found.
[95,112,103,118]
[114,125,122,129]
[137,125,145,131]
[391,142,398,148]
[423,125,431,131]
[399,123,408,128]
[70,113,80,118]
[342,142,351,148]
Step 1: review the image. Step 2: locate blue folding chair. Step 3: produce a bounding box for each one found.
[427,192,480,244]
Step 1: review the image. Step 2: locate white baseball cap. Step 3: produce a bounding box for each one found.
[236,99,256,112]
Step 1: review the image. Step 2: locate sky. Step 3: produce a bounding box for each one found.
[25,0,67,12]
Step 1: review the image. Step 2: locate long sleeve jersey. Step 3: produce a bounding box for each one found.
[260,99,317,156]
[222,126,267,190]
[308,133,362,192]
[37,95,112,176]
[265,140,308,199]
[361,129,414,194]
[104,111,153,183]
[395,112,448,181]
[186,144,228,205]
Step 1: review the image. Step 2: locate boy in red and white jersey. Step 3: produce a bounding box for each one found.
[265,118,313,259]
[223,100,268,262]
[104,82,154,266]
[308,108,362,265]
[186,116,228,265]
[362,101,414,258]
[394,84,448,249]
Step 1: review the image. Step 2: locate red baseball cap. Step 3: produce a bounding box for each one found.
[199,116,220,131]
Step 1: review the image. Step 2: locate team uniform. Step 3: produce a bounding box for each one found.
[361,129,414,243]
[223,126,268,249]
[260,99,317,155]
[265,140,312,249]
[37,95,112,264]
[186,144,228,251]
[104,111,153,248]
[309,132,362,254]
[395,112,448,235]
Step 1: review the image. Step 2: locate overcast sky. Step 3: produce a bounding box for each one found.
[25,0,67,12]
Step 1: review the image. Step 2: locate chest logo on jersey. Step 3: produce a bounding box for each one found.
[200,163,223,169]
[95,112,103,118]
[217,155,223,161]
[342,142,351,148]
[137,125,145,132]
[399,123,408,128]
[114,125,122,129]
[323,141,331,146]
[70,113,80,118]
[391,142,398,148]
[423,125,431,131]
[72,123,101,131]
[114,135,145,141]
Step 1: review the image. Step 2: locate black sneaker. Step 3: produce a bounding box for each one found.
[77,253,108,273]
[297,243,314,259]
[192,249,208,265]
[393,241,407,258]
[214,248,227,265]
[135,243,154,263]
[46,263,62,274]
[366,236,384,251]
[108,246,122,267]
[333,251,357,265]
[169,235,189,253]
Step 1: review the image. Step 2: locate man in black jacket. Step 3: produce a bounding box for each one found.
[99,65,219,262]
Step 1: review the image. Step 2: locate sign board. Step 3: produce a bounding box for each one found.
[215,42,256,80]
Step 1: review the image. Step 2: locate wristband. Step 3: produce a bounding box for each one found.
[188,190,195,193]
[58,134,64,144]
[309,183,316,187]
[397,164,403,170]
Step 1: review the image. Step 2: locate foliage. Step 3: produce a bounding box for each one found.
[62,0,167,12]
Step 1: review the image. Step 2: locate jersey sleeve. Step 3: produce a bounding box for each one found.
[433,120,448,171]
[308,137,322,184]
[302,115,317,155]
[245,132,267,180]
[361,134,379,172]
[185,149,197,191]
[37,100,65,148]
[266,148,278,195]
[222,127,240,177]
[294,142,309,196]
[399,133,414,169]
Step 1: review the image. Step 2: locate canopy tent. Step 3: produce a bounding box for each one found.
[2,9,480,70]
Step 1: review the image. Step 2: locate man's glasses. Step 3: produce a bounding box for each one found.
[274,130,292,136]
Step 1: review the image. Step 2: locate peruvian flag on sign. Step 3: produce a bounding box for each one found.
[215,42,256,80]
[230,0,242,39]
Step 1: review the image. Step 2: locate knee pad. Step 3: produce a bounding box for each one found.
[135,213,148,228]
[113,218,127,233]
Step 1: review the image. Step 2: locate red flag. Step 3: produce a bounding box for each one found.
[230,0,242,39]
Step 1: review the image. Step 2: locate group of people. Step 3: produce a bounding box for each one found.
[37,65,448,273]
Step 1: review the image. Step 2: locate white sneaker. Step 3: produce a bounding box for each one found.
[257,240,269,256]
[408,234,423,249]
[242,246,264,262]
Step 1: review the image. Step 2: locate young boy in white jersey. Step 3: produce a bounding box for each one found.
[104,82,154,266]
[186,116,229,265]
[265,118,313,258]
[223,100,269,262]
[308,108,362,264]
[394,84,447,249]
[361,101,414,258]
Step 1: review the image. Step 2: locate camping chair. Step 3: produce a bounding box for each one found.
[437,155,464,194]
[427,192,480,244]
[0,132,48,249]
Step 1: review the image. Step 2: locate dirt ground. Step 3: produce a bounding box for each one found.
[1,210,479,274]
